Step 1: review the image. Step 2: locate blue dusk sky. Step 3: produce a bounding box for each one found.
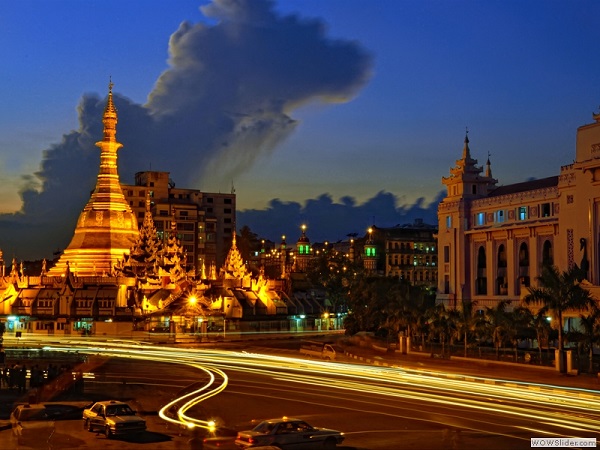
[0,0,599,259]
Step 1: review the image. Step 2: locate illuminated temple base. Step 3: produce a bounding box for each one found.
[49,248,132,277]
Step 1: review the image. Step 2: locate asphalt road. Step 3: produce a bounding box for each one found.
[0,339,598,449]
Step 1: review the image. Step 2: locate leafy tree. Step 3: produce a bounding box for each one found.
[524,265,594,372]
[237,225,262,265]
[306,249,362,314]
[344,276,388,335]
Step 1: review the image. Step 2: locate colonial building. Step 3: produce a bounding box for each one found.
[437,112,600,310]
[122,171,235,273]
[356,222,438,287]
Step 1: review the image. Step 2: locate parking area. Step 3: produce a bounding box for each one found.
[0,381,201,449]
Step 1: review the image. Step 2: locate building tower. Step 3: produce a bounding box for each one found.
[294,225,312,272]
[437,133,497,307]
[49,82,139,276]
[280,235,288,278]
[363,227,378,272]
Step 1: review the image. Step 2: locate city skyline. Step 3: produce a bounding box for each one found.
[1,0,600,260]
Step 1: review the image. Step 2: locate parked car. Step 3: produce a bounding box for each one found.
[194,426,239,449]
[10,404,55,446]
[82,400,146,438]
[299,341,339,360]
[235,417,344,449]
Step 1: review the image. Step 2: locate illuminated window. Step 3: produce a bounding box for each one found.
[518,206,528,220]
[495,210,505,223]
[476,212,485,226]
[446,215,452,228]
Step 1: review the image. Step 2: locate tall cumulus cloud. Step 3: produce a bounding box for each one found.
[0,0,373,259]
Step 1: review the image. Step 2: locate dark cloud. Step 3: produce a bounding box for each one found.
[0,0,373,260]
[237,190,444,244]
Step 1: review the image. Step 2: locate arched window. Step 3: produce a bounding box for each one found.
[477,247,486,268]
[519,243,529,267]
[497,245,507,268]
[542,240,553,268]
[518,242,530,288]
[476,246,487,295]
[497,244,507,295]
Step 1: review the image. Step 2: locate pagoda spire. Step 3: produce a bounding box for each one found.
[102,79,118,142]
[48,81,139,277]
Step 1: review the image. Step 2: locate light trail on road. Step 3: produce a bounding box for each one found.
[11,335,600,443]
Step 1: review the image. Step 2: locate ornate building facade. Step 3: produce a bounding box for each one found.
[437,112,600,310]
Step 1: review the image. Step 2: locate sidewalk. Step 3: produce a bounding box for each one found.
[342,344,600,392]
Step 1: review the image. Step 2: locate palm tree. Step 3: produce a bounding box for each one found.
[427,303,450,356]
[527,308,553,365]
[382,281,433,350]
[484,300,511,359]
[381,279,410,343]
[523,265,594,373]
[451,300,483,357]
[506,306,533,361]
[578,305,600,373]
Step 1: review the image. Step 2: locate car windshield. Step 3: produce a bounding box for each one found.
[105,405,134,416]
[17,409,48,421]
[253,421,277,434]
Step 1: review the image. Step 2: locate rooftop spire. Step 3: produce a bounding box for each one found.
[462,127,471,160]
[485,151,492,178]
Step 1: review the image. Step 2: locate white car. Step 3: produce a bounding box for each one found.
[10,404,55,446]
[82,400,146,438]
[235,417,344,449]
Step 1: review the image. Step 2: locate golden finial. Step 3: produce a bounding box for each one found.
[109,76,114,94]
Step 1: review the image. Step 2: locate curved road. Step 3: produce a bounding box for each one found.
[6,336,600,450]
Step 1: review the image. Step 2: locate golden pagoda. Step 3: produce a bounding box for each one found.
[48,81,139,277]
